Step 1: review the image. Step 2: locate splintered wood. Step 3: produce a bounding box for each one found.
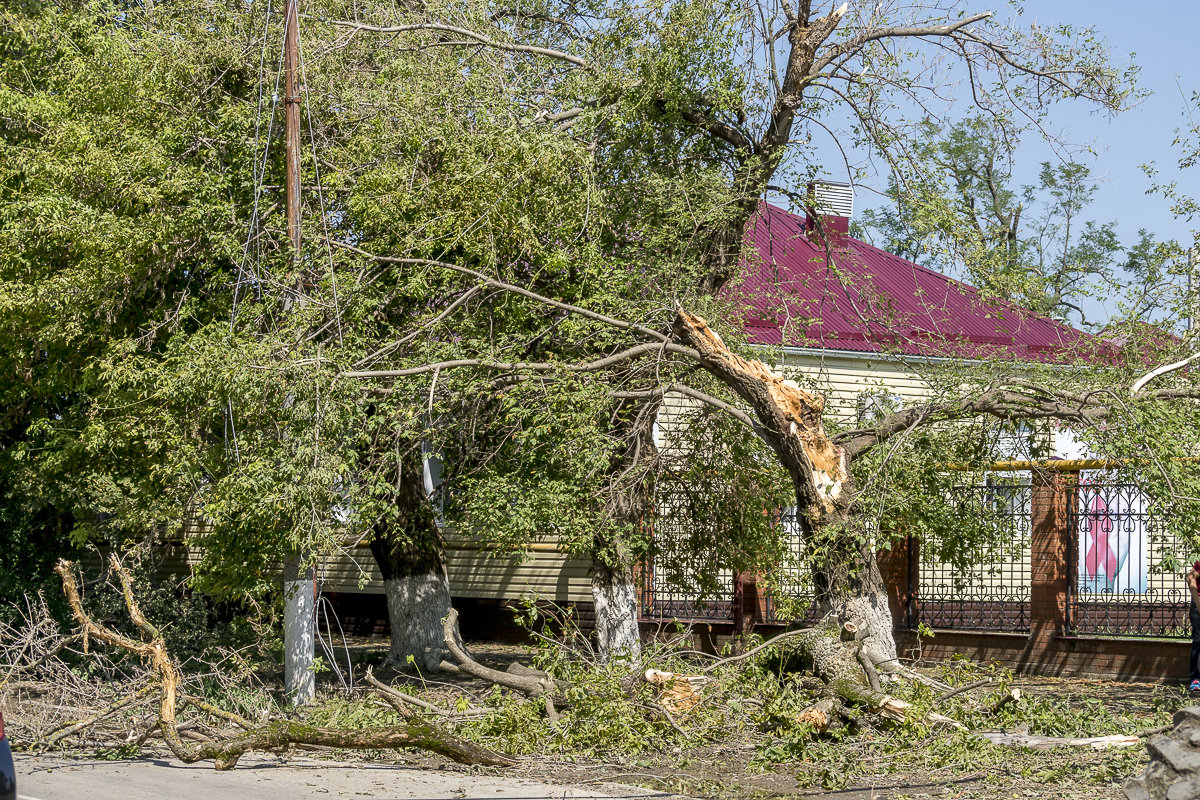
[671,309,847,512]
[644,669,708,717]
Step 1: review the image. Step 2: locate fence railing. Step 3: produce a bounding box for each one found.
[638,486,736,624]
[1067,475,1191,638]
[639,500,817,627]
[640,466,1196,640]
[917,477,1033,633]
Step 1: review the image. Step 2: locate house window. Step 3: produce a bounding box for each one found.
[856,391,904,426]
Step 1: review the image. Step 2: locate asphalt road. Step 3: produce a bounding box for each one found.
[12,754,683,800]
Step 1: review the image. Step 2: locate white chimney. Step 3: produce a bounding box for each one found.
[805,180,854,239]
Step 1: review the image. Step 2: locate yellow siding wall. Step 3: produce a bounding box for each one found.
[315,541,593,604]
[778,350,932,424]
[130,538,594,604]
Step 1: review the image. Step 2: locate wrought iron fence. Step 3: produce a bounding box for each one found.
[758,508,819,625]
[639,497,817,625]
[1068,473,1191,638]
[915,476,1033,633]
[639,485,737,623]
[642,468,1196,640]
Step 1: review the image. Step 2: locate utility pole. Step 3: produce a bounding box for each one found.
[282,0,316,706]
[285,0,301,257]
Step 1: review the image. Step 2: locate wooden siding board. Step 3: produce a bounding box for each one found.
[313,545,592,603]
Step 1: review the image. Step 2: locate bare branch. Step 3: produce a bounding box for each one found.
[331,20,590,69]
[54,560,513,769]
[439,609,562,700]
[610,383,763,438]
[342,342,699,380]
[809,13,992,76]
[334,242,671,343]
[351,286,482,369]
[1132,352,1200,396]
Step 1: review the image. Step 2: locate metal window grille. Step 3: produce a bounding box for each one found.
[915,476,1032,632]
[1068,473,1192,638]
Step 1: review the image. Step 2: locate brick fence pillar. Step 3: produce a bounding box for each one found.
[1029,471,1078,653]
[877,536,916,630]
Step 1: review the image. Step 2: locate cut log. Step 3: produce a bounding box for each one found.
[795,697,841,733]
[981,732,1140,750]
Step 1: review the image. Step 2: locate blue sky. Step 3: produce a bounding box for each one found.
[830,2,1197,251]
[796,1,1200,326]
[1015,1,1197,246]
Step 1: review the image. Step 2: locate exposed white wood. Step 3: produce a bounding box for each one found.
[1131,351,1200,396]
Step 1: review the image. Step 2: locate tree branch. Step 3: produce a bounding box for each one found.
[351,286,482,369]
[331,20,590,69]
[341,342,699,380]
[610,383,764,438]
[834,380,1114,461]
[54,560,513,769]
[1131,352,1200,396]
[679,107,754,152]
[809,13,992,76]
[334,242,671,343]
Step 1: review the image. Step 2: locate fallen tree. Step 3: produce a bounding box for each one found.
[17,555,1163,784]
[52,556,514,770]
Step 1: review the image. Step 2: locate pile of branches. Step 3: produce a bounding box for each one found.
[1,557,1154,772]
[12,557,514,769]
[0,591,152,750]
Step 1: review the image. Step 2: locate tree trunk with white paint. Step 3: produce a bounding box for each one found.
[592,559,641,663]
[368,457,459,673]
[377,562,454,672]
[283,555,316,704]
[808,509,898,670]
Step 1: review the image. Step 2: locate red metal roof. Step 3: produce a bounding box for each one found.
[729,203,1097,362]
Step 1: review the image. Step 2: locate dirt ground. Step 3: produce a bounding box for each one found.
[9,638,1184,800]
[341,641,1179,800]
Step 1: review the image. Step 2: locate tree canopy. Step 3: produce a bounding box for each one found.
[3,0,1187,666]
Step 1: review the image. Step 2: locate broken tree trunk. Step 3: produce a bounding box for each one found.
[671,309,896,669]
[54,557,513,769]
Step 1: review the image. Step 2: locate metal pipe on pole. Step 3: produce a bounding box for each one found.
[282,0,316,707]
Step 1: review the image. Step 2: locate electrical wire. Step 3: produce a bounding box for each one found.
[295,27,345,346]
[232,0,286,329]
[315,590,354,691]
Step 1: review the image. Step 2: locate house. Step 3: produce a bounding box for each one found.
[316,183,1103,633]
[646,183,1102,624]
[726,184,1095,426]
